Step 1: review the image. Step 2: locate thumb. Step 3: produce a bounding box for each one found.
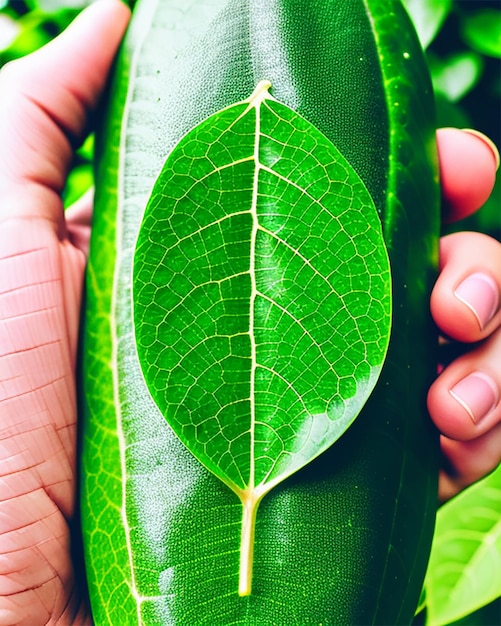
[437,128,499,223]
[431,232,501,343]
[0,0,130,228]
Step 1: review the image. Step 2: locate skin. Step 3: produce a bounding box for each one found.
[0,1,499,623]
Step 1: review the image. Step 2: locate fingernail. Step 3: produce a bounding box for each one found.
[462,129,500,171]
[450,372,499,424]
[454,272,500,330]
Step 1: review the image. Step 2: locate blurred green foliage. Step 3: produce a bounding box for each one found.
[404,0,500,239]
[1,0,499,229]
[1,1,499,625]
[421,464,501,626]
[437,7,500,237]
[0,0,92,206]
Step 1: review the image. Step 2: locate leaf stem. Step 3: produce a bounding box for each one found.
[238,494,260,596]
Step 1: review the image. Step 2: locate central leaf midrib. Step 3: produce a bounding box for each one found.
[233,82,271,599]
[248,86,261,498]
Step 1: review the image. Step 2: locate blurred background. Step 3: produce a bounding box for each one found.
[0,1,499,625]
[0,0,499,235]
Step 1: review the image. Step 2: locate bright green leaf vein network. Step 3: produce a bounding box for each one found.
[133,81,392,594]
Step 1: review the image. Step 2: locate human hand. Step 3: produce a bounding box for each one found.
[430,128,500,501]
[0,2,499,621]
[0,1,130,623]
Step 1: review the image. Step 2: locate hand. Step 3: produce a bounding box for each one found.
[430,128,500,501]
[0,1,130,623]
[0,2,498,622]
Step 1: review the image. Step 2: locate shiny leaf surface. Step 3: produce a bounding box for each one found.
[82,0,440,623]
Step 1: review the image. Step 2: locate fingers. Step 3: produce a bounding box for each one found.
[0,0,130,226]
[431,232,501,343]
[429,232,501,491]
[432,136,501,497]
[438,426,501,500]
[429,232,501,440]
[428,327,501,441]
[437,128,499,223]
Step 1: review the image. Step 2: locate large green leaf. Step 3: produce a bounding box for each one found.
[424,465,501,626]
[133,82,391,595]
[82,1,440,623]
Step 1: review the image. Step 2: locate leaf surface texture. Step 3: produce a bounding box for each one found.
[133,84,391,591]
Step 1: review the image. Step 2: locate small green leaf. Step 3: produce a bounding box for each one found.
[428,51,484,102]
[402,0,452,49]
[133,82,392,595]
[424,465,501,626]
[461,9,501,58]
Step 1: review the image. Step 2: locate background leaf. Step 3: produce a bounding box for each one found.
[428,51,483,102]
[424,465,501,626]
[461,9,501,59]
[402,0,452,49]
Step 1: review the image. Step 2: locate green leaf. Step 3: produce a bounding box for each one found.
[82,0,440,623]
[428,51,484,102]
[461,9,501,59]
[443,598,501,626]
[424,465,501,626]
[401,0,452,49]
[133,81,392,595]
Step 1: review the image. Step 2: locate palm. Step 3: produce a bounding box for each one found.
[0,217,88,623]
[0,4,129,622]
